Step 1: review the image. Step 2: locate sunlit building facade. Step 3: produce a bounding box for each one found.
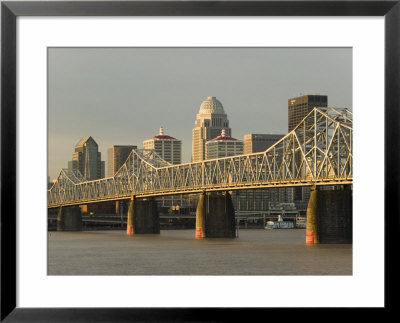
[143,126,181,164]
[143,127,184,214]
[288,94,328,132]
[205,129,243,159]
[192,96,231,162]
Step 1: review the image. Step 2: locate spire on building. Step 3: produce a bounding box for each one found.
[143,127,182,164]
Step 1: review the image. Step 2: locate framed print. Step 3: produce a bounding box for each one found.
[1,0,399,321]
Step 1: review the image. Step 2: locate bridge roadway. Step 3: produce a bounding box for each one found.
[48,107,352,208]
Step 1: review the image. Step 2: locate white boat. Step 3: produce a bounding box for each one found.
[273,221,294,229]
[264,221,275,229]
[265,215,294,229]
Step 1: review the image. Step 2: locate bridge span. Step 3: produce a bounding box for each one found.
[49,107,352,207]
[49,108,353,244]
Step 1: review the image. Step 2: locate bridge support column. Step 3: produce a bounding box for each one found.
[306,185,352,245]
[127,196,135,235]
[57,206,63,231]
[127,196,160,236]
[195,192,236,239]
[306,187,318,245]
[195,192,206,239]
[57,206,82,231]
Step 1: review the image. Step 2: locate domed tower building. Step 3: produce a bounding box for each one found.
[192,96,231,162]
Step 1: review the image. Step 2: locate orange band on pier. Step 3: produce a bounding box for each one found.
[127,225,133,235]
[195,227,202,239]
[306,230,314,245]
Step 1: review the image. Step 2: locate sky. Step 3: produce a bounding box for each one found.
[48,47,352,180]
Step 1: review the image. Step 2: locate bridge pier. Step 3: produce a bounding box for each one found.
[306,187,318,245]
[127,196,160,236]
[195,191,236,239]
[57,206,82,231]
[195,192,206,238]
[306,185,352,245]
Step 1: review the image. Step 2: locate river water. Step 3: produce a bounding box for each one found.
[47,229,352,275]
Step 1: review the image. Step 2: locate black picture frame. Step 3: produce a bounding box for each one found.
[1,1,398,321]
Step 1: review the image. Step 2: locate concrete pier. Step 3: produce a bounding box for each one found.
[195,192,236,238]
[317,186,352,243]
[127,196,135,235]
[195,192,206,238]
[127,196,160,235]
[306,187,318,245]
[306,185,352,245]
[57,206,82,231]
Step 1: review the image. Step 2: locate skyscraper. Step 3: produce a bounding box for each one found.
[107,145,137,177]
[288,94,328,131]
[243,134,284,154]
[68,136,105,180]
[192,96,231,162]
[205,129,243,159]
[143,126,182,164]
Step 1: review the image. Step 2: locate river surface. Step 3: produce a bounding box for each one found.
[48,229,352,275]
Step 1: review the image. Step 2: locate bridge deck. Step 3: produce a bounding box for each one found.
[48,108,352,208]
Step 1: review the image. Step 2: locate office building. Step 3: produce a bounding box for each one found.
[143,127,183,214]
[288,94,328,131]
[232,188,294,212]
[107,145,137,177]
[143,126,182,164]
[192,96,231,162]
[205,129,243,159]
[243,134,284,154]
[68,136,105,180]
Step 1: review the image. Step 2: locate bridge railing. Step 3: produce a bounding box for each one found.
[48,107,352,207]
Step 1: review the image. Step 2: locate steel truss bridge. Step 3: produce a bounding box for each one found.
[48,108,352,208]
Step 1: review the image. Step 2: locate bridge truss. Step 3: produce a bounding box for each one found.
[48,107,352,208]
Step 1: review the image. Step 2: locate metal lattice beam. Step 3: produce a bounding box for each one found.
[48,108,353,208]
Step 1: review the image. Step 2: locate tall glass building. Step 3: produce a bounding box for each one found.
[68,136,105,180]
[192,96,231,162]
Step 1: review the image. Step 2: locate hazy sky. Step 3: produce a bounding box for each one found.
[48,47,352,180]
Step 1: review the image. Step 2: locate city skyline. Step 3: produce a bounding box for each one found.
[48,47,352,180]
